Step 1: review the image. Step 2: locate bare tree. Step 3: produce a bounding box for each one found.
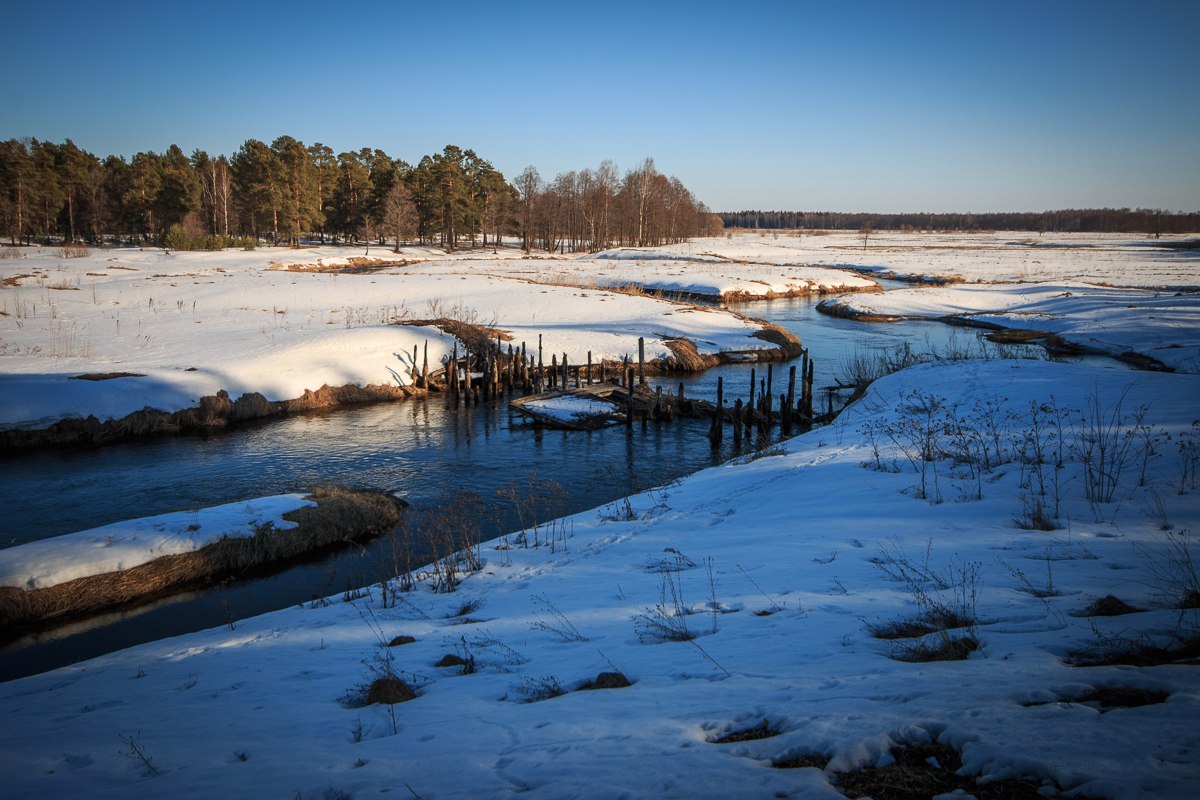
[381,182,418,251]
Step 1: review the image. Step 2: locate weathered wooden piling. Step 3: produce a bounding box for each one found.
[422,340,429,389]
[806,359,815,418]
[748,368,756,417]
[733,398,744,446]
[785,366,797,431]
[638,337,646,385]
[709,376,724,446]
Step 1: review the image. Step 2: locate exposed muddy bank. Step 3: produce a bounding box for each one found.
[637,282,880,305]
[0,487,404,640]
[0,320,801,451]
[815,300,1172,372]
[0,382,424,450]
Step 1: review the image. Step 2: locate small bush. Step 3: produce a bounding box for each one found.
[60,243,90,258]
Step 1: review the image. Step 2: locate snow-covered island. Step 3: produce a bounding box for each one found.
[1,231,1199,799]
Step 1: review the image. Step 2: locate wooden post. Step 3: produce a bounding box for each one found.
[747,368,756,418]
[709,376,724,446]
[764,364,774,430]
[638,337,646,385]
[807,359,815,418]
[786,366,796,428]
[586,351,592,386]
[800,349,809,415]
[733,398,744,446]
[551,354,558,389]
[625,368,634,429]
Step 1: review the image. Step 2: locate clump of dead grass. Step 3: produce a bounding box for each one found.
[707,719,780,744]
[831,740,1064,799]
[364,676,416,705]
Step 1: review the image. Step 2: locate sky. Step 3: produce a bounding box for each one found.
[4,0,1198,213]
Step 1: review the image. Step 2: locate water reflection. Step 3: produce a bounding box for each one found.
[0,295,1123,680]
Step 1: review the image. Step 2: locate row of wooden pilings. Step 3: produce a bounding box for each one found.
[420,335,657,405]
[707,353,817,447]
[409,333,820,445]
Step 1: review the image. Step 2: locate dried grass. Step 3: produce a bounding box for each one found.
[832,741,1057,800]
[0,487,404,636]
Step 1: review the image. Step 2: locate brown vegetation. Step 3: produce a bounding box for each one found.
[0,383,421,449]
[830,741,1065,799]
[0,486,404,638]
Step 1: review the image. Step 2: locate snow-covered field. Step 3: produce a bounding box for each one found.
[0,244,782,431]
[1,360,1197,799]
[3,232,1199,798]
[645,231,1200,288]
[820,282,1200,372]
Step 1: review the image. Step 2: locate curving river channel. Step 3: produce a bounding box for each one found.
[0,291,1119,681]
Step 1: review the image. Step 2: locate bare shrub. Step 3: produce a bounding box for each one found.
[869,542,980,662]
[529,594,587,642]
[511,675,566,703]
[496,472,570,551]
[60,243,90,258]
[635,570,693,643]
[119,731,160,776]
[1072,389,1144,504]
[881,390,947,502]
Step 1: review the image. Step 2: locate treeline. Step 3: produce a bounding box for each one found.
[720,209,1200,235]
[0,138,719,252]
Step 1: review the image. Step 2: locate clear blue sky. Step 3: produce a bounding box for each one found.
[5,0,1198,213]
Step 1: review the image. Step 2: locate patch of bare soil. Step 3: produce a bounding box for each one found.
[1069,633,1200,667]
[69,372,146,381]
[831,742,1069,800]
[1076,594,1143,617]
[1,273,34,286]
[771,752,830,770]
[576,671,632,691]
[365,676,416,705]
[1025,686,1170,712]
[708,719,780,744]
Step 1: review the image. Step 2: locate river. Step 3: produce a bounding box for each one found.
[0,292,1112,680]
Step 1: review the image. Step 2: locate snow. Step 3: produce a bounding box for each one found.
[0,244,779,431]
[820,282,1200,372]
[520,394,621,425]
[2,232,1200,798]
[0,494,315,589]
[1,360,1198,799]
[639,231,1200,289]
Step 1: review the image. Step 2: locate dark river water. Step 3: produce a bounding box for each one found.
[0,293,1117,680]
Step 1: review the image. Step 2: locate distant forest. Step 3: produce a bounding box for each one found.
[719,209,1200,235]
[0,137,723,252]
